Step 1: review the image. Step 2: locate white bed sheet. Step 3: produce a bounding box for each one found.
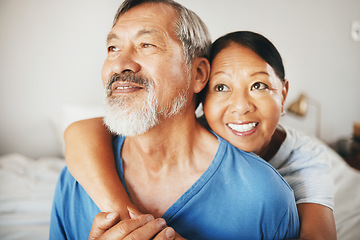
[329,147,360,240]
[0,154,65,240]
[0,147,359,240]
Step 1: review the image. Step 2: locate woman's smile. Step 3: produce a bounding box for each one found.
[227,122,258,136]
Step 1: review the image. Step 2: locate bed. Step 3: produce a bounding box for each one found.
[0,143,359,239]
[0,154,65,239]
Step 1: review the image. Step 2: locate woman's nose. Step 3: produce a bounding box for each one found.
[228,92,256,115]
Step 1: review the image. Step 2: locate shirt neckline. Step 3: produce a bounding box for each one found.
[115,133,226,222]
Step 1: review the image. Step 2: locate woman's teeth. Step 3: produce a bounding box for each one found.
[228,122,257,132]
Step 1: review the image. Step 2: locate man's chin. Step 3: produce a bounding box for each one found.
[103,114,151,136]
[103,102,159,137]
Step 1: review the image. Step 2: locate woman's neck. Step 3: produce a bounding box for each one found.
[260,125,287,161]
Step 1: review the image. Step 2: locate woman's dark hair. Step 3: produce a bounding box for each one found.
[197,31,285,106]
[210,31,285,80]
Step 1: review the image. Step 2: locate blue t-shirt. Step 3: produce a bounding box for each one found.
[50,134,299,239]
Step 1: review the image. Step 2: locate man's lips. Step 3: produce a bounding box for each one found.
[110,81,144,94]
[227,122,258,135]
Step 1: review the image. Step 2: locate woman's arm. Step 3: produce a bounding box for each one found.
[297,203,337,240]
[64,117,139,219]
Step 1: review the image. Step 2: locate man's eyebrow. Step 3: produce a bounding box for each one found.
[106,33,118,45]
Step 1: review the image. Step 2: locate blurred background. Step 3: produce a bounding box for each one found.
[1,0,359,158]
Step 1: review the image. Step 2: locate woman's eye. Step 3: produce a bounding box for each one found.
[251,82,268,90]
[107,46,119,53]
[214,84,229,92]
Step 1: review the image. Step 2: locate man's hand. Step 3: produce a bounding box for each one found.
[89,211,180,240]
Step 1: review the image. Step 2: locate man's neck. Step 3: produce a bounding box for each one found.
[122,112,214,171]
[120,113,219,217]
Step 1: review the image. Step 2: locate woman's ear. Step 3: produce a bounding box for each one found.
[193,57,210,94]
[281,80,289,112]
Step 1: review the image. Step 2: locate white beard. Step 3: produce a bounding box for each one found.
[104,86,189,137]
[104,89,158,136]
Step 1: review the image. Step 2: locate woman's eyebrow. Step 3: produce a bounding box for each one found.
[250,71,269,77]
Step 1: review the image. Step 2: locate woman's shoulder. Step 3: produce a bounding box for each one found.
[280,124,327,157]
[269,124,330,171]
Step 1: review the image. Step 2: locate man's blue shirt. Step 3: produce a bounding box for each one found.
[50,134,299,239]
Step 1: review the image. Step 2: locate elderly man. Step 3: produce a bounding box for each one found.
[49,0,299,239]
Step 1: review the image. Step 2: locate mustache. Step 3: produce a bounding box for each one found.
[106,72,152,96]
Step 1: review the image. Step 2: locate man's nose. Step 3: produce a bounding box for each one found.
[111,48,141,74]
[228,92,256,115]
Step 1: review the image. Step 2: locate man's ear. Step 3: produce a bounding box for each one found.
[192,57,210,94]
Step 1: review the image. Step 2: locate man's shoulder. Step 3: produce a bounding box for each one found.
[219,137,275,170]
[175,137,299,239]
[219,138,294,192]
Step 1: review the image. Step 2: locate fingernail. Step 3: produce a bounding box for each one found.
[106,212,117,219]
[146,214,155,222]
[158,218,167,228]
[165,227,175,239]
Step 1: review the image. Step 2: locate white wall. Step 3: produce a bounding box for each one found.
[1,0,359,158]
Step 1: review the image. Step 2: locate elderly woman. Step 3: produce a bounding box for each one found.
[65,31,336,239]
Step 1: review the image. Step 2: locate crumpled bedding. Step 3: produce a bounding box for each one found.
[0,154,65,240]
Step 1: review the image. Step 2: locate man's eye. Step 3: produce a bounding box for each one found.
[141,43,156,49]
[214,84,229,92]
[251,82,268,90]
[107,46,119,52]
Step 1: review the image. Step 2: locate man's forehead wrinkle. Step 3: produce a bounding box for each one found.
[108,28,165,42]
[137,28,158,37]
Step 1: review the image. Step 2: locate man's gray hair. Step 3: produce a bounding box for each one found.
[113,0,211,63]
